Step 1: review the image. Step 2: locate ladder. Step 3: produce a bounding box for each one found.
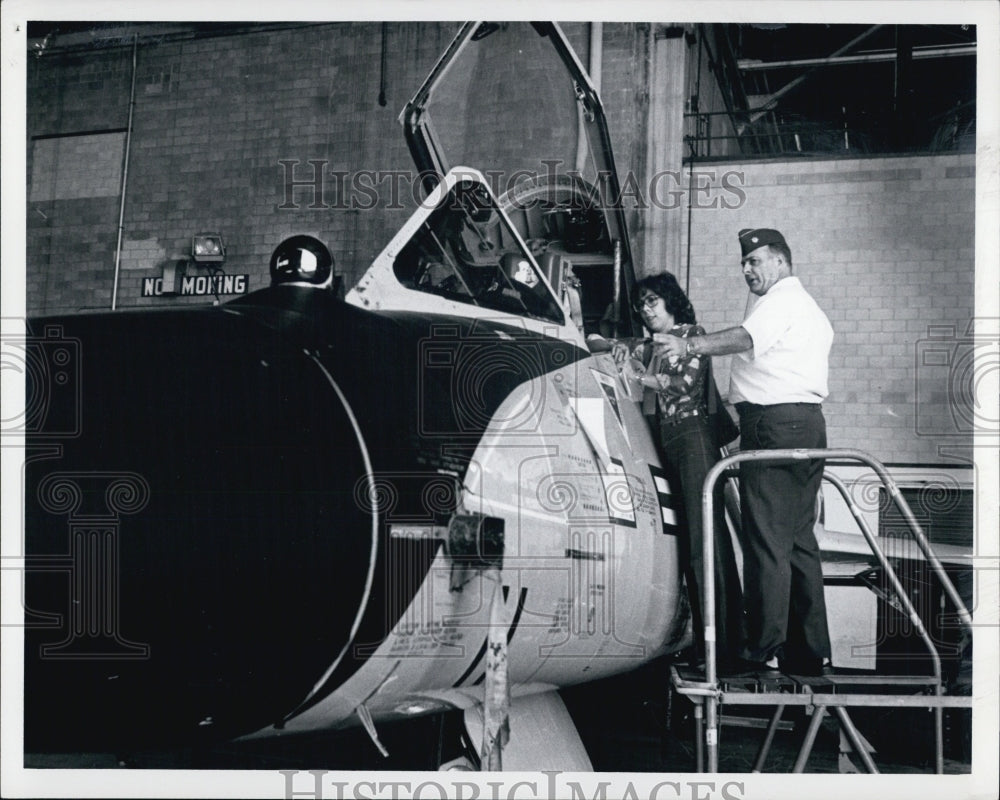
[669,447,975,773]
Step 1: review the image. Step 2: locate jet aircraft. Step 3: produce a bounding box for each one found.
[20,21,971,772]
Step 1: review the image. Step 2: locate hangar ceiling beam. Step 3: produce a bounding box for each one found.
[747,25,884,125]
[738,43,976,70]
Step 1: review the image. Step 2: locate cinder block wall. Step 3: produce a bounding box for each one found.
[27,23,457,313]
[677,154,976,464]
[25,22,645,315]
[25,25,976,465]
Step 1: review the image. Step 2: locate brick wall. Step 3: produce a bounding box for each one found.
[26,22,646,315]
[26,43,135,313]
[677,153,976,465]
[26,23,459,313]
[25,26,976,466]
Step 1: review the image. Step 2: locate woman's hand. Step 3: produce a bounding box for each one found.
[619,358,647,399]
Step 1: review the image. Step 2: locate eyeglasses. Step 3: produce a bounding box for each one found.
[636,295,661,312]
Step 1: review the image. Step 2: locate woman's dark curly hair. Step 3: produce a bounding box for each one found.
[634,272,696,325]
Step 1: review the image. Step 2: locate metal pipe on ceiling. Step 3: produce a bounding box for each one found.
[738,44,976,71]
[748,25,884,125]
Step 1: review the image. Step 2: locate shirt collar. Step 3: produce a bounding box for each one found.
[765,275,800,294]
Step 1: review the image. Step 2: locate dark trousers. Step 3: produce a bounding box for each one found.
[736,402,831,666]
[659,415,746,665]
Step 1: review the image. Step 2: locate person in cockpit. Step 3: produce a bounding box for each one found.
[561,264,584,330]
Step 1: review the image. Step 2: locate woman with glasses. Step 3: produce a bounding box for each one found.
[614,272,746,671]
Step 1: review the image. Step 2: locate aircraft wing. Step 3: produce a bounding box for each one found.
[817,525,973,572]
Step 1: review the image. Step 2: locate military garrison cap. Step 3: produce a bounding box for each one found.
[738,228,787,257]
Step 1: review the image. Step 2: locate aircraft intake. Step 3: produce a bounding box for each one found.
[23,299,380,749]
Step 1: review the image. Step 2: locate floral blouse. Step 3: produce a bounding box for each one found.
[627,323,708,421]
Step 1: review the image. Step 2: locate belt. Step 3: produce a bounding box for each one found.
[735,401,821,412]
[660,408,703,426]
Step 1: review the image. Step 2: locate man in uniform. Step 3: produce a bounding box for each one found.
[658,228,833,676]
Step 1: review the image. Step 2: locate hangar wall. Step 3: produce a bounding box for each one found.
[24,22,976,466]
[26,22,458,313]
[679,153,976,466]
[25,22,648,314]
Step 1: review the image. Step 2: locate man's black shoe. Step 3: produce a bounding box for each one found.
[718,657,782,678]
[780,658,834,677]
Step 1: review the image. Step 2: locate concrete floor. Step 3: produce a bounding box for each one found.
[25,657,971,775]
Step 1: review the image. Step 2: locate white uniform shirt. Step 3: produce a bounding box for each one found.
[729,276,833,405]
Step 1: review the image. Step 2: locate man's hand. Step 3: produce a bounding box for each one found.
[654,333,687,361]
[611,342,631,366]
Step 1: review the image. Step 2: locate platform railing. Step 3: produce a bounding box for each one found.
[697,447,974,773]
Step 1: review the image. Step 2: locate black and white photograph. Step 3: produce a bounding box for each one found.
[2,2,998,799]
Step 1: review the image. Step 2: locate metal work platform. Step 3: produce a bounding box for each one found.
[671,665,970,773]
[669,448,974,774]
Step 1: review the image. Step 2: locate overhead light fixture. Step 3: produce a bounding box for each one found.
[191,233,226,264]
